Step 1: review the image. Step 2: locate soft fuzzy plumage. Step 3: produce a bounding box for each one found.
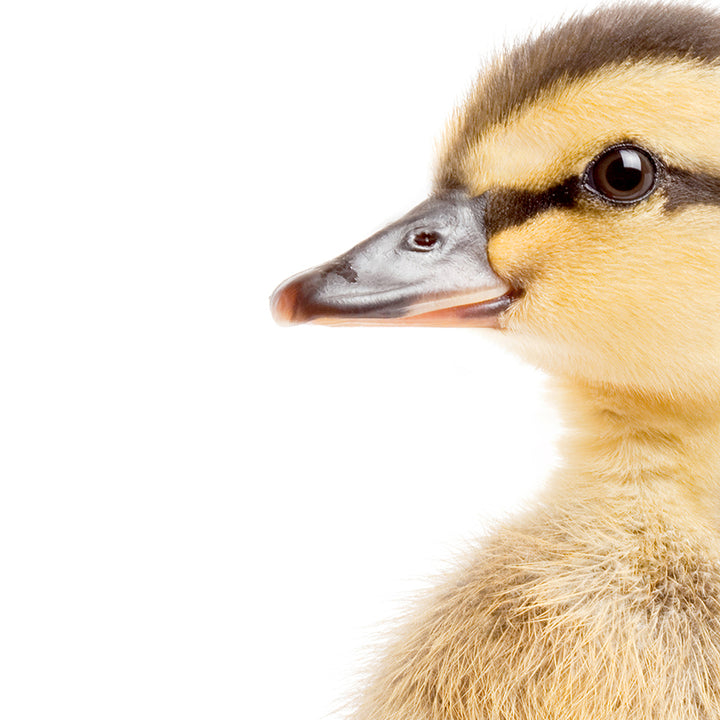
[348,4,720,720]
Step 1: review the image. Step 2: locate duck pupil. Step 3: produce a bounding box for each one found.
[606,160,642,192]
[605,156,642,192]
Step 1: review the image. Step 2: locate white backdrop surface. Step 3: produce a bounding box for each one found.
[0,0,688,717]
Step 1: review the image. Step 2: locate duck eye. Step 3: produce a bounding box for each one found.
[406,230,441,252]
[586,146,656,203]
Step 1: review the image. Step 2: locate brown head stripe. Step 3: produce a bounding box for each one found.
[440,3,720,188]
[484,166,720,238]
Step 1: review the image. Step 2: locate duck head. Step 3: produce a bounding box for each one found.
[271,4,720,403]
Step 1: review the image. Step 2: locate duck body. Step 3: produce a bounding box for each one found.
[272,4,720,718]
[353,386,720,719]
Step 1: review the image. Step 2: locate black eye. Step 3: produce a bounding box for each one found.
[586,145,656,203]
[406,230,441,252]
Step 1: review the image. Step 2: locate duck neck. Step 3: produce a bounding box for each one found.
[551,379,720,524]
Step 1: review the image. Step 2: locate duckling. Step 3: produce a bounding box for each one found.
[271,3,720,718]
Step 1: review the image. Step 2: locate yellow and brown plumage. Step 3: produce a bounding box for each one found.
[272,3,720,719]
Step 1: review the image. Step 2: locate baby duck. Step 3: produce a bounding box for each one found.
[271,3,720,719]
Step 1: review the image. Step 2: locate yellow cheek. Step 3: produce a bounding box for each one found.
[488,200,720,390]
[488,210,599,341]
[488,209,591,286]
[488,193,707,290]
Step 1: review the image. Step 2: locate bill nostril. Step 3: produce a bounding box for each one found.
[406,230,441,252]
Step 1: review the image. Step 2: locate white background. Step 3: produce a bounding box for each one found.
[0,0,695,718]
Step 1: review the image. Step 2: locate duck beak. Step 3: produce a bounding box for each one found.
[270,191,515,328]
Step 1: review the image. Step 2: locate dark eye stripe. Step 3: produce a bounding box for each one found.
[484,166,720,239]
[485,177,580,237]
[665,167,720,211]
